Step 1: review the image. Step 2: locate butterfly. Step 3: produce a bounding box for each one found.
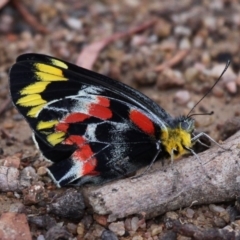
[9,54,222,187]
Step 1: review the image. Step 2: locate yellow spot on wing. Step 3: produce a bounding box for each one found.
[51,59,68,69]
[35,72,67,81]
[27,104,46,118]
[35,63,63,76]
[20,82,50,95]
[47,132,65,146]
[17,94,46,107]
[37,120,59,130]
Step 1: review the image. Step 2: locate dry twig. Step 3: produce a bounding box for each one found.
[83,130,240,222]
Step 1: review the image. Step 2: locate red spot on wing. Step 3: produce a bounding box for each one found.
[82,157,98,175]
[56,123,69,132]
[64,135,99,176]
[75,144,92,160]
[64,135,86,146]
[130,109,155,135]
[73,144,98,175]
[89,103,112,119]
[64,113,89,123]
[97,96,110,107]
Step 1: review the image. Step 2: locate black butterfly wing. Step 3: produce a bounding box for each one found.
[9,54,169,186]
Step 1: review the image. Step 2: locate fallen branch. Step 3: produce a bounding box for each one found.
[82,130,240,222]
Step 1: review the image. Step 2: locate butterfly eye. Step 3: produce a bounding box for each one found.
[180,119,194,132]
[180,120,190,130]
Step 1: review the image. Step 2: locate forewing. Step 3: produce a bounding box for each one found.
[10,53,171,127]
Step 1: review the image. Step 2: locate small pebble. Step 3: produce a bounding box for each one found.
[209,204,225,214]
[3,120,14,129]
[124,218,132,231]
[0,14,13,32]
[93,214,108,227]
[48,189,85,220]
[185,208,195,219]
[64,17,82,30]
[157,69,185,90]
[3,155,20,168]
[174,90,190,105]
[9,202,26,213]
[233,220,240,231]
[154,19,172,38]
[131,35,147,47]
[108,221,125,236]
[20,166,38,188]
[212,86,224,98]
[101,230,118,240]
[225,81,237,94]
[37,235,45,240]
[203,16,217,30]
[179,37,191,49]
[213,216,226,228]
[66,223,77,234]
[37,166,47,176]
[81,215,93,229]
[131,216,139,232]
[132,236,143,240]
[174,25,191,37]
[219,210,230,223]
[28,215,56,230]
[165,211,179,220]
[150,224,163,236]
[193,35,204,48]
[77,222,85,236]
[23,184,45,205]
[45,226,71,240]
[184,67,199,83]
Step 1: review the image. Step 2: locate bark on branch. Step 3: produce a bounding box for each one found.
[82,131,240,222]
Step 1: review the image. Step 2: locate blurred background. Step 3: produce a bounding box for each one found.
[0,0,240,239]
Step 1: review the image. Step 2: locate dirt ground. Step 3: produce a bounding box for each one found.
[1,0,240,239]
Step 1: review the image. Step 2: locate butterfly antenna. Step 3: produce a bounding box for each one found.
[187,60,231,118]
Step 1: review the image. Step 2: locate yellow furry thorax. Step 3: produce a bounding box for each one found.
[160,126,193,159]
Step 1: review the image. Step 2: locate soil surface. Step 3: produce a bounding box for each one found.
[0,0,240,239]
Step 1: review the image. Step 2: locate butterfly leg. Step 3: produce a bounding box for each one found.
[192,132,210,148]
[184,146,211,180]
[191,132,229,151]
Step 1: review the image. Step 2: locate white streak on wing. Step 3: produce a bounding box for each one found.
[78,85,103,96]
[85,124,98,142]
[109,122,129,163]
[70,101,90,115]
[57,160,83,185]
